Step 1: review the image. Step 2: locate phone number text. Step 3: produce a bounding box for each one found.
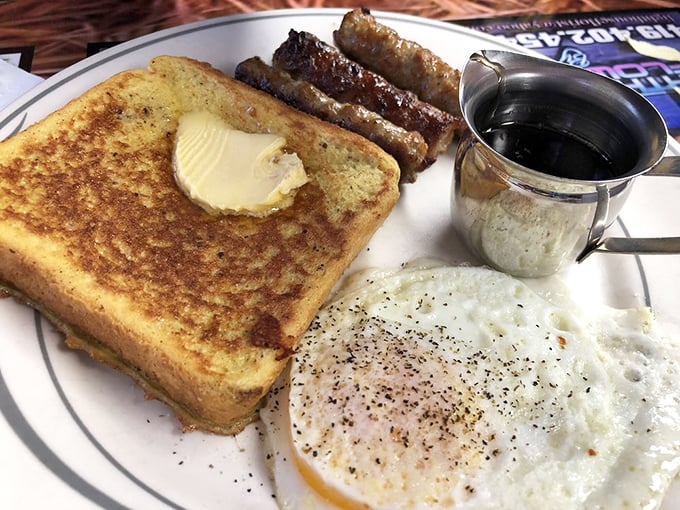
[500,24,680,49]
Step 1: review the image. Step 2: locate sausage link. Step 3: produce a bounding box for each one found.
[333,8,463,123]
[272,29,456,161]
[235,56,429,182]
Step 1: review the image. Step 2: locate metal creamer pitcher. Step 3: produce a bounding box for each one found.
[451,49,680,277]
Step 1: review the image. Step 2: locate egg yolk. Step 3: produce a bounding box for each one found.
[288,421,371,509]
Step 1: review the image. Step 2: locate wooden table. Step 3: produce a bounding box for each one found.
[0,0,675,77]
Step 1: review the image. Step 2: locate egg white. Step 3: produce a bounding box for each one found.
[260,264,680,509]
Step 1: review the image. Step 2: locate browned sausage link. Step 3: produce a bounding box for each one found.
[333,8,464,122]
[234,57,429,182]
[272,29,456,161]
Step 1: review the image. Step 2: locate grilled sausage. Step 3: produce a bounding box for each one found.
[235,56,429,182]
[272,29,457,161]
[333,8,463,122]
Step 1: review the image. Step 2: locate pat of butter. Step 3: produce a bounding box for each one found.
[173,110,308,216]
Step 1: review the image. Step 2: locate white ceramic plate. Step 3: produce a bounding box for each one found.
[1,9,678,510]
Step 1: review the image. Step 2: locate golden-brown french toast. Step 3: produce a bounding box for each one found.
[0,55,400,434]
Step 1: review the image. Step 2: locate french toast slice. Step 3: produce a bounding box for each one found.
[0,55,400,434]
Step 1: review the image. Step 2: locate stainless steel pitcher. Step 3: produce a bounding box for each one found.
[451,49,680,277]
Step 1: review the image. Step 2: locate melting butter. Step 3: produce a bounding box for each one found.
[173,110,308,216]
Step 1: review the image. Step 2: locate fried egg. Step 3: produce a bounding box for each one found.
[260,263,680,509]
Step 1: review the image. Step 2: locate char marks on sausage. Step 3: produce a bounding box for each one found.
[272,29,457,162]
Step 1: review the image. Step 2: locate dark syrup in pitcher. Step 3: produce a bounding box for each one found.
[481,123,621,181]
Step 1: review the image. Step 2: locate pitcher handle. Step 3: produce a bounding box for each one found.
[647,155,680,177]
[577,155,680,261]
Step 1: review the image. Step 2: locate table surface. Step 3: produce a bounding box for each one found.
[0,0,676,76]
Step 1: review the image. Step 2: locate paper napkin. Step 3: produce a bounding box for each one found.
[0,59,43,111]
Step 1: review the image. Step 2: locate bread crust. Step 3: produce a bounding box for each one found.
[0,56,399,433]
